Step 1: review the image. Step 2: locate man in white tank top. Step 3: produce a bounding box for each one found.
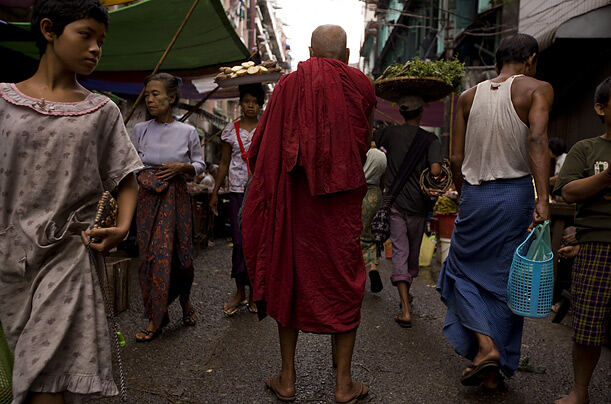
[436,34,554,391]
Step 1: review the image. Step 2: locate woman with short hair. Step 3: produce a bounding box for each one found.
[130,72,205,342]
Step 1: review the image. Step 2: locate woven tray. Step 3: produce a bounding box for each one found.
[374,76,453,103]
[216,72,283,88]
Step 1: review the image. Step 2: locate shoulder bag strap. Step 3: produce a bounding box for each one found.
[234,121,252,175]
[384,128,436,207]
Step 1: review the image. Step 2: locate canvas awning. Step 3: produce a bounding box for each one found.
[519,1,610,50]
[0,0,249,72]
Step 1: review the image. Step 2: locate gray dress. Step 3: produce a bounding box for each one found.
[0,83,143,403]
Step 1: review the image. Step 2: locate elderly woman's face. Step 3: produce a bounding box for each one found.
[240,93,261,119]
[144,80,174,117]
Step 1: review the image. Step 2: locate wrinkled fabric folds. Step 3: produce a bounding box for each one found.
[242,58,375,333]
[436,176,534,376]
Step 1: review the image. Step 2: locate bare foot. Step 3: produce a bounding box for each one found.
[223,292,246,315]
[395,300,412,322]
[265,373,296,401]
[135,320,159,342]
[461,346,500,378]
[182,300,197,325]
[335,380,369,403]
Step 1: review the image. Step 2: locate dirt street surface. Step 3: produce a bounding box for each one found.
[85,243,610,403]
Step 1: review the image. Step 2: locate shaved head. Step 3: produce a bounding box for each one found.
[310,25,349,63]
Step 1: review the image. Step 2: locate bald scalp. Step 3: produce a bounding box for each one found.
[310,25,348,62]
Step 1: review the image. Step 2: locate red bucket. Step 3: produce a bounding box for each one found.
[437,214,457,239]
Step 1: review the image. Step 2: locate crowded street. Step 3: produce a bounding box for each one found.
[1,1,610,403]
[84,246,610,403]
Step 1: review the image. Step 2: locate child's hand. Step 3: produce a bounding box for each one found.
[81,228,128,254]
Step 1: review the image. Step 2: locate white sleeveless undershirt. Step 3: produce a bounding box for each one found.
[462,75,531,185]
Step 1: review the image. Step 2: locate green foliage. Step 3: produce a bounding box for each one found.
[379,58,465,90]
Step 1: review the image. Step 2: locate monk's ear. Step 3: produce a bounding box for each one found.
[343,48,350,64]
[309,47,314,58]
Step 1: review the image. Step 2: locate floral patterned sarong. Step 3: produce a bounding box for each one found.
[136,170,194,330]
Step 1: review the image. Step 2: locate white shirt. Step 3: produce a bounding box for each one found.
[220,122,255,193]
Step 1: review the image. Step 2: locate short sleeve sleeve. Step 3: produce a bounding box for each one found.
[553,142,587,197]
[220,123,234,144]
[428,136,442,164]
[129,122,145,154]
[98,103,144,191]
[188,127,205,176]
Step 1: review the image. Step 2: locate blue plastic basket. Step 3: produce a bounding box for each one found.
[507,224,554,318]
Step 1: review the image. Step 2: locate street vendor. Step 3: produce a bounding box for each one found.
[130,72,205,342]
[209,83,266,316]
[374,95,442,327]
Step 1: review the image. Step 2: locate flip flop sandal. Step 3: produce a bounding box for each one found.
[335,381,370,404]
[183,308,197,326]
[369,270,383,293]
[460,361,500,386]
[223,300,246,316]
[248,303,258,313]
[394,316,412,328]
[135,328,162,343]
[264,375,296,402]
[135,316,169,342]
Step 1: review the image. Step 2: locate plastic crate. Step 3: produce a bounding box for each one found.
[507,229,554,318]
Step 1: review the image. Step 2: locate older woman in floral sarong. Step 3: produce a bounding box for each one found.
[130,73,205,342]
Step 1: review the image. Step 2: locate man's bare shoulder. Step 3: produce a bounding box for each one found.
[514,75,553,93]
[457,85,477,105]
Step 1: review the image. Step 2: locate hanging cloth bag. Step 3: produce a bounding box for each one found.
[371,128,436,256]
[234,121,252,176]
[0,322,13,404]
[507,220,555,318]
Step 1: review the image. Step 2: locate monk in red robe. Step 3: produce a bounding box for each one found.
[241,25,376,403]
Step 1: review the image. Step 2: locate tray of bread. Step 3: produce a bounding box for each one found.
[215,60,283,88]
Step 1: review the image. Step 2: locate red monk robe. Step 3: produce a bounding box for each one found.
[241,57,376,333]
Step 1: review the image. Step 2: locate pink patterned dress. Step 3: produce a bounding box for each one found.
[0,83,143,403]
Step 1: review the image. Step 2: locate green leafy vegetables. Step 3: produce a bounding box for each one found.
[379,58,465,90]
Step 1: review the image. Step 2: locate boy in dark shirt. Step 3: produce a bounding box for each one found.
[554,77,611,404]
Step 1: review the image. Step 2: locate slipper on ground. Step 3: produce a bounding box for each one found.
[264,375,296,402]
[460,361,500,386]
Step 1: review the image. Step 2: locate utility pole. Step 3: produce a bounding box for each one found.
[441,0,453,158]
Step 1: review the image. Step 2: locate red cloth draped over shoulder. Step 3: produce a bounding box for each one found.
[241,57,376,333]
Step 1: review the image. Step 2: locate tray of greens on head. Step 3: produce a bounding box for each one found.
[375,58,465,103]
[215,60,283,88]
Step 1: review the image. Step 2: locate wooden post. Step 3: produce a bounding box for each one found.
[178,85,221,122]
[124,0,201,124]
[449,92,455,157]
